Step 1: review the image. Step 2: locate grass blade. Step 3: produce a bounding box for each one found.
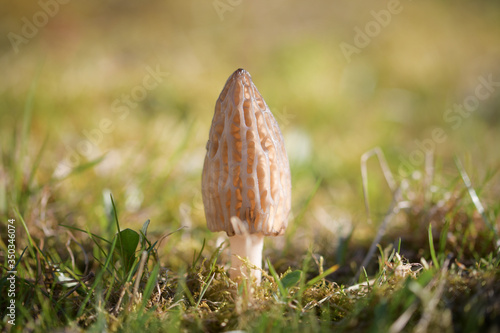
[27,132,50,189]
[354,186,401,283]
[77,236,118,317]
[267,258,285,298]
[140,263,160,311]
[13,68,40,206]
[305,265,339,288]
[455,157,498,240]
[428,224,440,269]
[59,224,111,244]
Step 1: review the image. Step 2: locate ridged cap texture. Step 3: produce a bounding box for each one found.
[202,69,291,236]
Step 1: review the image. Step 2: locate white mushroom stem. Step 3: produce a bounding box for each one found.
[229,234,264,284]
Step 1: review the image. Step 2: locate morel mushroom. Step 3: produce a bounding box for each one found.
[202,68,291,284]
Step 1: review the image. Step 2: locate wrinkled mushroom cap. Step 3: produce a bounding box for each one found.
[202,69,292,236]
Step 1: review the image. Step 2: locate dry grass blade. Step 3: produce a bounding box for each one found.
[361,147,397,224]
[353,186,402,284]
[113,282,131,315]
[389,302,419,333]
[230,216,250,237]
[66,231,90,276]
[455,157,498,240]
[130,251,149,310]
[414,258,451,333]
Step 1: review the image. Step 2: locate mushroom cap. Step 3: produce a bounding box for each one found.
[202,69,292,237]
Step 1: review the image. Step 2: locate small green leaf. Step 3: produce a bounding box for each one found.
[117,228,140,272]
[281,270,302,289]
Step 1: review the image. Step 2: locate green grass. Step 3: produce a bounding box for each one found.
[1,92,499,332]
[2,1,500,332]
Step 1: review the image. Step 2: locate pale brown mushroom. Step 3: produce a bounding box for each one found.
[202,68,292,284]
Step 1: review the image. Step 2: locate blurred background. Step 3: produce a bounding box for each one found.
[2,0,500,276]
